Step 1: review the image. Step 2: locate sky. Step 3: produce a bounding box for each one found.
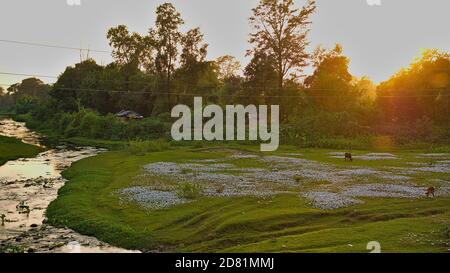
[1,0,449,89]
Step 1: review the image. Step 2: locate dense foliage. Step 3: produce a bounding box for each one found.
[0,1,449,147]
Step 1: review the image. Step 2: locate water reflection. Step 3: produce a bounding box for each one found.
[0,118,41,146]
[0,118,137,253]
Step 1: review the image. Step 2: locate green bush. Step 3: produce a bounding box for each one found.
[21,108,171,142]
[14,96,39,114]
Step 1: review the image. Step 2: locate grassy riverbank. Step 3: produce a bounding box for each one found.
[0,136,44,166]
[46,145,450,253]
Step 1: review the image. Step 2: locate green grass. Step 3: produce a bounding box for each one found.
[46,146,450,253]
[126,139,170,155]
[0,135,44,166]
[61,137,126,150]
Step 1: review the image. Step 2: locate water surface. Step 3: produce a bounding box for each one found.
[0,118,137,253]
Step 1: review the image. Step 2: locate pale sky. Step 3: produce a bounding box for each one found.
[1,0,449,89]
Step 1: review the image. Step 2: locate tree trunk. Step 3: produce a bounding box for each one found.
[167,67,171,111]
[277,61,283,107]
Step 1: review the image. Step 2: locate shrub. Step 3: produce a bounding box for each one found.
[22,107,171,142]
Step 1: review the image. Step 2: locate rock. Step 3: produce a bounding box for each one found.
[30,224,38,228]
[27,248,35,253]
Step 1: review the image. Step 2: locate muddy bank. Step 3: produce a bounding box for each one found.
[0,147,104,240]
[0,225,138,253]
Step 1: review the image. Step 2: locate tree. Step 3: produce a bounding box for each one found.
[0,87,6,110]
[353,76,377,104]
[304,44,356,112]
[377,49,450,125]
[175,27,217,105]
[0,78,50,114]
[151,3,184,109]
[6,78,50,106]
[52,59,104,112]
[215,55,241,80]
[305,44,351,87]
[107,25,152,71]
[181,27,208,66]
[248,0,316,90]
[243,52,278,104]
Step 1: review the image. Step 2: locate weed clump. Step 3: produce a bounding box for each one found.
[176,182,203,199]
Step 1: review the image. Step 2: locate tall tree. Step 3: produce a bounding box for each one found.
[52,60,103,112]
[304,44,355,112]
[248,0,316,91]
[215,55,241,80]
[181,27,208,66]
[107,25,151,71]
[175,27,214,104]
[244,51,278,104]
[151,3,184,108]
[7,78,50,102]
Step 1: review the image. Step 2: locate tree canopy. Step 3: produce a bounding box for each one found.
[249,0,316,90]
[1,2,449,146]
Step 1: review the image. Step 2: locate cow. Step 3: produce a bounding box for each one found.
[426,187,435,198]
[345,152,353,162]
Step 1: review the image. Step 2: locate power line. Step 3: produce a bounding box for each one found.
[1,74,449,98]
[0,39,111,54]
[1,38,449,86]
[1,84,448,98]
[0,72,58,79]
[0,72,159,86]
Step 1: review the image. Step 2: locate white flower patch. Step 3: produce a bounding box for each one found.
[343,184,428,198]
[302,192,363,210]
[119,187,188,209]
[329,152,397,161]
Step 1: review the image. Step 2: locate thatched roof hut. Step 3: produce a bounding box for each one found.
[115,110,144,120]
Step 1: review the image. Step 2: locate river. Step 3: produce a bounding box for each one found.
[0,118,138,253]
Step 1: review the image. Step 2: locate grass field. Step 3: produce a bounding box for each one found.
[46,145,450,253]
[0,135,44,166]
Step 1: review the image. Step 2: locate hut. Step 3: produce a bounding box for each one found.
[115,110,144,121]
